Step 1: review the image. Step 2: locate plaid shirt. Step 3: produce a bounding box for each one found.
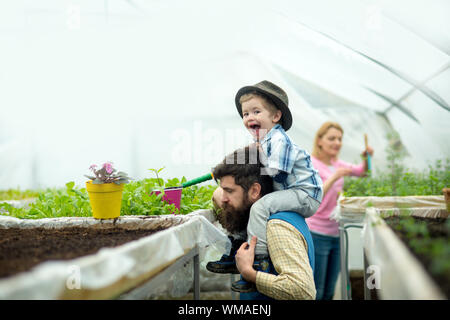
[260,124,323,202]
[256,219,316,300]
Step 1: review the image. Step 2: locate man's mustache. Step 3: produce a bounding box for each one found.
[218,202,251,234]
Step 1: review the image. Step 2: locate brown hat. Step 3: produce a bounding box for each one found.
[235,80,292,131]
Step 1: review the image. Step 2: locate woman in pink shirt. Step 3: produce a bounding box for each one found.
[306,122,373,300]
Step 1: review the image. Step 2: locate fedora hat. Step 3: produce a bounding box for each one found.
[235,80,292,131]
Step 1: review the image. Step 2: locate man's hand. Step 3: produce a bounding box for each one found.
[212,187,224,210]
[235,236,258,283]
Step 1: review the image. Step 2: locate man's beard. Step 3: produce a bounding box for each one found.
[217,194,253,234]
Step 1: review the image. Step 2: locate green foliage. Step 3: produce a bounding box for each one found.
[343,158,450,197]
[147,167,166,188]
[179,182,217,214]
[0,182,91,219]
[0,189,40,200]
[388,217,450,278]
[393,216,429,238]
[0,173,217,219]
[385,131,408,195]
[344,131,449,197]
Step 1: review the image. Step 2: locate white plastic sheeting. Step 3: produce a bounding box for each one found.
[1,0,449,189]
[335,194,449,221]
[0,210,230,299]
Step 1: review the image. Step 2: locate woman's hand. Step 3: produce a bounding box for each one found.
[361,145,374,174]
[362,146,374,157]
[235,236,258,283]
[322,167,352,196]
[333,167,353,180]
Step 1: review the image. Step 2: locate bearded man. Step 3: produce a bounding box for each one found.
[206,145,316,300]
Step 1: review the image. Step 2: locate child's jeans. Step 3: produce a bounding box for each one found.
[247,188,320,255]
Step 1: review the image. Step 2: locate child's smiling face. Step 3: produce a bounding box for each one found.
[241,96,281,141]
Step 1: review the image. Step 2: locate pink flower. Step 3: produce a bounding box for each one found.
[103,162,114,174]
[89,164,97,171]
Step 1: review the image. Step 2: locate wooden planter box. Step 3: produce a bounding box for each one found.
[363,206,448,300]
[0,210,229,299]
[337,195,447,220]
[336,195,447,300]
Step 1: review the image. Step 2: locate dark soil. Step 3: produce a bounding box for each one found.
[0,226,167,279]
[384,216,449,298]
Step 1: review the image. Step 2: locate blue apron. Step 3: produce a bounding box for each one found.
[240,211,315,300]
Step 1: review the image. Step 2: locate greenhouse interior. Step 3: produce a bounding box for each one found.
[0,0,449,303]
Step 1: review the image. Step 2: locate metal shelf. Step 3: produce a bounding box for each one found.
[119,246,200,300]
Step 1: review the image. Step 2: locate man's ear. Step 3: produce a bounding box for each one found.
[248,182,262,201]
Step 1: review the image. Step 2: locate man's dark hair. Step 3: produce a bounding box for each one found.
[212,145,273,197]
[212,145,273,234]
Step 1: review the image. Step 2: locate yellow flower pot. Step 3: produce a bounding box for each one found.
[86,181,124,219]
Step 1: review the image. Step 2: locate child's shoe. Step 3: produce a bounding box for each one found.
[206,237,245,274]
[231,255,271,293]
[231,278,256,293]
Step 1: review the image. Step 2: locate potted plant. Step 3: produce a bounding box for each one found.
[84,162,131,219]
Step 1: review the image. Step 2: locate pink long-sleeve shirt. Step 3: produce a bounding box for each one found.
[306,156,365,236]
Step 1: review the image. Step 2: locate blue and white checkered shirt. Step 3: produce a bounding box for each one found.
[259,124,323,202]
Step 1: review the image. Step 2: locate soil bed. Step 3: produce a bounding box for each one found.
[0,226,167,279]
[384,216,449,298]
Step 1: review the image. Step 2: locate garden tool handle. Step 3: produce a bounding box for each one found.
[181,172,214,188]
[367,154,372,172]
[364,134,372,172]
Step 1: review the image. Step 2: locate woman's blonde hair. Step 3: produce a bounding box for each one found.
[312,121,344,158]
